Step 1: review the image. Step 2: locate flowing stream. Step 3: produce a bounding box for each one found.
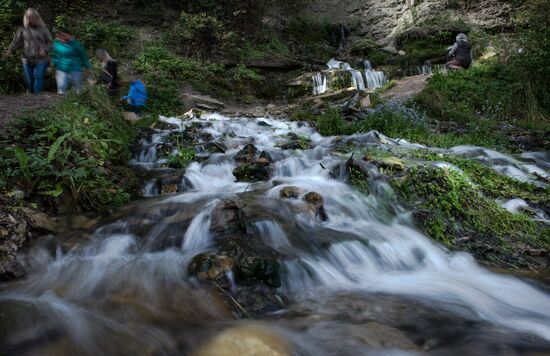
[1,113,550,355]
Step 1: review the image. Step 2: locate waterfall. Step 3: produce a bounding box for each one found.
[364,59,388,89]
[312,58,387,95]
[312,73,327,95]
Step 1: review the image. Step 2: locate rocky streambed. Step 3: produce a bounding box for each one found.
[1,113,549,355]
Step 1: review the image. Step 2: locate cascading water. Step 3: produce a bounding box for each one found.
[364,60,388,89]
[313,58,387,95]
[1,113,550,355]
[312,72,327,95]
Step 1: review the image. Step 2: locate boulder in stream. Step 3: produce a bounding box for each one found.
[235,144,259,163]
[303,192,328,221]
[280,186,301,199]
[193,325,290,356]
[189,253,234,281]
[233,163,271,182]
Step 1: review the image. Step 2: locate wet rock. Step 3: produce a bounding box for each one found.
[154,120,179,131]
[193,325,290,356]
[235,284,286,315]
[257,120,271,127]
[304,192,323,204]
[303,192,328,221]
[158,172,184,194]
[0,258,25,281]
[205,141,226,154]
[233,163,270,182]
[371,156,405,171]
[20,208,59,233]
[280,186,301,199]
[235,144,258,163]
[182,93,224,111]
[189,253,234,281]
[210,201,243,234]
[255,151,273,165]
[278,134,312,150]
[219,237,281,288]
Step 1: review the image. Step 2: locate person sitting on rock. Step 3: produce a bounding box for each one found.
[122,76,147,114]
[96,48,118,94]
[446,33,472,70]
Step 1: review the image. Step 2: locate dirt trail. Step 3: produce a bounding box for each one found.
[381,75,430,103]
[0,93,60,132]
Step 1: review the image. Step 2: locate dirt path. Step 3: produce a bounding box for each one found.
[381,75,430,103]
[0,93,60,132]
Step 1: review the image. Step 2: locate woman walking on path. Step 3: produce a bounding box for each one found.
[51,30,90,94]
[3,8,52,94]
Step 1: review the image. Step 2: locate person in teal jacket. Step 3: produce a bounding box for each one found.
[51,31,90,94]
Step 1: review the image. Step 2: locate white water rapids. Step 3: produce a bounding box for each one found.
[1,113,549,355]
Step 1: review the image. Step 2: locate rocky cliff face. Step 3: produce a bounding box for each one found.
[302,0,513,49]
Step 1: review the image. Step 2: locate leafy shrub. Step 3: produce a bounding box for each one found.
[0,87,138,210]
[165,12,237,58]
[73,18,136,57]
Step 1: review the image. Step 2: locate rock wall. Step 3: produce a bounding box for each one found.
[301,0,514,48]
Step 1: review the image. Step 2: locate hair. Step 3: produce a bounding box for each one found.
[456,33,468,42]
[23,8,46,29]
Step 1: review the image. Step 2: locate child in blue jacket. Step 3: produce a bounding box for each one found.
[122,79,147,113]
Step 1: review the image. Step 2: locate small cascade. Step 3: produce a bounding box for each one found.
[364,60,388,89]
[312,72,327,95]
[312,58,387,95]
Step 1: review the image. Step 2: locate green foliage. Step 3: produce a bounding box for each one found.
[72,19,136,57]
[404,150,550,205]
[165,11,237,58]
[0,87,138,210]
[134,45,267,112]
[284,16,338,61]
[167,147,196,169]
[315,108,350,136]
[349,37,391,65]
[0,1,24,93]
[393,166,548,248]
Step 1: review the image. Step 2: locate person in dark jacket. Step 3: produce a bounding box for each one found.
[96,48,118,93]
[51,30,90,94]
[446,33,472,70]
[3,8,52,94]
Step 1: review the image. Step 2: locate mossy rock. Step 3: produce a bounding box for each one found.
[233,163,271,182]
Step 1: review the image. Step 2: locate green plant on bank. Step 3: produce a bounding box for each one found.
[0,87,138,211]
[391,166,548,249]
[358,145,549,205]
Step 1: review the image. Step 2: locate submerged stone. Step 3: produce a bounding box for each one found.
[280,186,301,199]
[235,144,258,163]
[188,253,234,281]
[233,163,270,182]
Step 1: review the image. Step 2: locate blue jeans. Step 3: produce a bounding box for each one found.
[22,61,49,94]
[55,70,83,95]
